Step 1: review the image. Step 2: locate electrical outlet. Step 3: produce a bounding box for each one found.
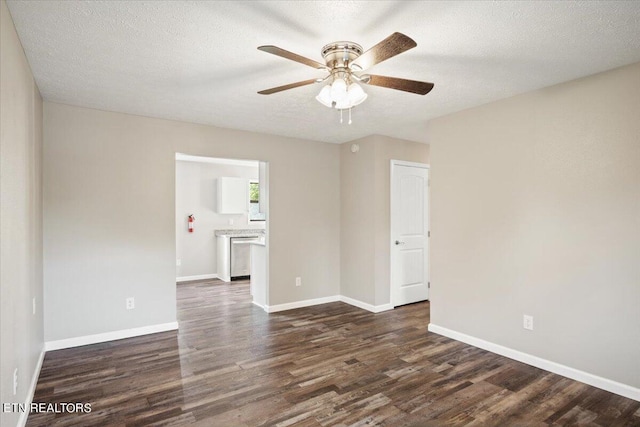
[13,368,18,396]
[228,219,234,225]
[523,314,534,331]
[32,297,36,315]
[176,259,181,267]
[295,277,301,287]
[126,297,135,310]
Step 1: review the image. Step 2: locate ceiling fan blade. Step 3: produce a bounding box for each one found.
[258,45,327,70]
[364,75,434,95]
[351,32,417,70]
[258,79,318,95]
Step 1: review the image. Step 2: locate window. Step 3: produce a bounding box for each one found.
[249,181,265,221]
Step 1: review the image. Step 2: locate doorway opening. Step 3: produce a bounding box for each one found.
[174,153,269,309]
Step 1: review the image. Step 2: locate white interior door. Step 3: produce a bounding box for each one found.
[391,161,429,306]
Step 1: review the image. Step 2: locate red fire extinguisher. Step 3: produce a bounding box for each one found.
[188,214,195,233]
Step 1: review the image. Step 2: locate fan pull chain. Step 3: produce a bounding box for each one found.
[348,108,352,125]
[340,109,343,124]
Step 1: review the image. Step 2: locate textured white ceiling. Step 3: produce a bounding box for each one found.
[7,1,640,144]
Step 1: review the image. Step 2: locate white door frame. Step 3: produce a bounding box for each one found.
[389,160,430,307]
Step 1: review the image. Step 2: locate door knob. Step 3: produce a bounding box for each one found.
[395,240,405,245]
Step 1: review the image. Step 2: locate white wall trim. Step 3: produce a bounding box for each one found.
[340,296,394,313]
[264,295,395,314]
[252,300,267,311]
[428,323,640,402]
[390,159,431,169]
[266,296,340,313]
[44,322,179,351]
[176,274,218,283]
[175,153,259,168]
[17,348,45,427]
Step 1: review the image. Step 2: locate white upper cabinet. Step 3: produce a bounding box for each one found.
[217,177,247,214]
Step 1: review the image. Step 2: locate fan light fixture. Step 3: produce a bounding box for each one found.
[315,78,367,124]
[257,33,435,126]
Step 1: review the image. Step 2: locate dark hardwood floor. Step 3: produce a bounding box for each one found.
[28,279,639,426]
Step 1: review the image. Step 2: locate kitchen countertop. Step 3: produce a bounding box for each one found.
[214,229,266,237]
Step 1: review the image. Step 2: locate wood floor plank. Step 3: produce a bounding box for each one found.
[25,279,640,426]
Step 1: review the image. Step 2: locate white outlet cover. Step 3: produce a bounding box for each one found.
[523,314,534,330]
[176,259,181,266]
[126,297,135,310]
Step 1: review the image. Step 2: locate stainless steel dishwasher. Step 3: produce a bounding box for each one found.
[230,236,262,280]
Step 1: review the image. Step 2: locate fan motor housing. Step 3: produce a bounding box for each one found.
[321,42,363,69]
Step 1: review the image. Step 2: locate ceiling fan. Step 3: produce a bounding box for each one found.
[257,32,434,122]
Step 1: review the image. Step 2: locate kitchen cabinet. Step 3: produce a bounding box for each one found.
[217,236,231,282]
[250,243,266,309]
[217,177,246,214]
[215,229,265,282]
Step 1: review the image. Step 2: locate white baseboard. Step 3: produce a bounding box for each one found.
[17,347,45,427]
[176,273,217,282]
[264,295,394,314]
[44,322,179,351]
[266,295,340,313]
[428,323,640,402]
[339,296,394,313]
[252,300,267,311]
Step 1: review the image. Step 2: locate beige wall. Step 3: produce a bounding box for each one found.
[43,102,340,341]
[340,137,376,304]
[0,1,44,426]
[429,62,640,388]
[340,135,429,306]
